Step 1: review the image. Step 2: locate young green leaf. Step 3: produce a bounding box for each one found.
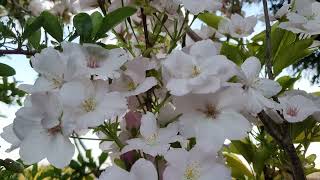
[73,13,93,43]
[198,12,223,29]
[0,63,16,76]
[22,16,43,40]
[91,12,103,39]
[96,6,137,40]
[41,11,63,42]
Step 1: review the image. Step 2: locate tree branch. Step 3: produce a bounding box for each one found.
[0,49,36,56]
[186,27,203,42]
[262,0,274,80]
[259,111,306,180]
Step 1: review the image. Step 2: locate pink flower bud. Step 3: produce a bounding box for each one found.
[125,111,142,130]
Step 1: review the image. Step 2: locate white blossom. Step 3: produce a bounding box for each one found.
[180,0,222,15]
[238,57,282,114]
[279,95,319,123]
[99,159,157,180]
[62,43,129,79]
[163,40,237,96]
[218,14,257,38]
[19,47,84,93]
[28,0,54,16]
[60,79,127,129]
[163,147,231,180]
[121,112,182,156]
[13,92,74,168]
[279,0,320,35]
[174,87,251,152]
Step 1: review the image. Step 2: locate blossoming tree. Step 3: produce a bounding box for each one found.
[0,0,320,179]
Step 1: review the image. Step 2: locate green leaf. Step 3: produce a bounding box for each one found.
[114,158,127,170]
[91,12,103,39]
[26,17,41,49]
[73,13,93,43]
[253,147,271,177]
[273,38,313,75]
[22,16,43,40]
[276,73,301,94]
[224,153,253,178]
[99,152,108,165]
[0,22,15,38]
[96,6,137,39]
[41,11,63,42]
[0,63,15,76]
[198,12,223,29]
[69,160,81,170]
[220,42,246,65]
[229,140,254,163]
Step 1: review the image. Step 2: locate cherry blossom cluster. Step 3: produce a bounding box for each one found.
[1,0,320,179]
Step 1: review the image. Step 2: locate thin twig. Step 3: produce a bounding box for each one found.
[0,49,36,56]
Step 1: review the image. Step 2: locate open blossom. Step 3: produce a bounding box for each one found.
[219,14,257,38]
[279,0,320,35]
[180,0,222,15]
[62,43,129,79]
[99,159,157,180]
[111,57,158,96]
[28,0,54,16]
[151,0,180,16]
[238,57,281,114]
[163,147,231,180]
[163,40,237,96]
[19,47,82,93]
[174,87,251,152]
[279,95,320,123]
[121,112,182,157]
[78,0,99,10]
[13,92,74,168]
[60,79,127,129]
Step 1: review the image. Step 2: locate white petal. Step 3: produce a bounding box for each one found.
[216,111,251,140]
[241,57,261,81]
[140,112,158,138]
[195,121,225,153]
[189,39,218,58]
[19,130,49,165]
[131,159,158,180]
[46,134,75,168]
[164,148,189,168]
[60,79,93,107]
[254,78,282,98]
[99,166,131,180]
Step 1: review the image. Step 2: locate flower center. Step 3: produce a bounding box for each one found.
[286,106,299,117]
[197,104,219,119]
[81,97,97,112]
[51,78,64,89]
[235,27,243,35]
[191,65,201,77]
[47,124,62,135]
[87,56,100,68]
[145,133,158,146]
[184,162,201,180]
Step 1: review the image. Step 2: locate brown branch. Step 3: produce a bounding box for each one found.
[259,111,306,180]
[186,27,203,42]
[0,49,36,56]
[262,0,274,80]
[140,8,151,50]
